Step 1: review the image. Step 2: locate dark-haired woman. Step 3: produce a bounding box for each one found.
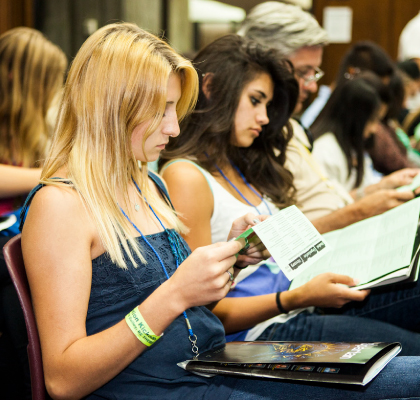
[311,73,418,196]
[20,23,420,400]
[368,71,420,173]
[160,35,420,355]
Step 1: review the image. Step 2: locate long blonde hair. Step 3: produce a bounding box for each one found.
[0,27,67,167]
[41,23,198,268]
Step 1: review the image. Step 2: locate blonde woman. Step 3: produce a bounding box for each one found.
[20,23,420,400]
[0,27,66,399]
[0,27,66,206]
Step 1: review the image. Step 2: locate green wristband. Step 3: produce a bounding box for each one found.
[125,307,161,347]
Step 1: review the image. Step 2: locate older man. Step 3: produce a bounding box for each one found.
[238,1,415,233]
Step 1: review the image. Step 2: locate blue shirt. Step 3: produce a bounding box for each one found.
[20,173,236,400]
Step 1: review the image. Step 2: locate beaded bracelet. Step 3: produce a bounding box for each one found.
[275,291,287,314]
[125,307,161,347]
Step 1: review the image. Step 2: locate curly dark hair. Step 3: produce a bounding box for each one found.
[159,34,298,208]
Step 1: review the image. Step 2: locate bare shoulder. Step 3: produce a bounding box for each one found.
[22,184,96,253]
[24,184,88,224]
[161,160,214,230]
[161,160,210,192]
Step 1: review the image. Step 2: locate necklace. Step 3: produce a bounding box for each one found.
[119,179,199,356]
[213,162,273,216]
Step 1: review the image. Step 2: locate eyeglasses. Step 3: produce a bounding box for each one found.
[295,66,324,86]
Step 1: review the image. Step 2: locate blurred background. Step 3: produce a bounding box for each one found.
[2,0,420,86]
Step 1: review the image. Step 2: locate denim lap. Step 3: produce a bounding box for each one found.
[228,356,420,400]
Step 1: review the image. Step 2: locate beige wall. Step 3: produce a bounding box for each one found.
[123,0,192,54]
[168,0,192,54]
[123,0,162,35]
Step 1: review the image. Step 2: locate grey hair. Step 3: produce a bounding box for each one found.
[237,1,329,57]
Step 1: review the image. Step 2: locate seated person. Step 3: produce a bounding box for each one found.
[236,3,416,230]
[0,27,65,218]
[368,72,420,172]
[21,23,420,400]
[311,73,390,193]
[161,35,420,357]
[301,41,397,129]
[0,27,67,399]
[396,59,420,121]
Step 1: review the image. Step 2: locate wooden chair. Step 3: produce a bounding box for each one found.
[3,234,47,400]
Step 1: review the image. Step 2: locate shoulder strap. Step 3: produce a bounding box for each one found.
[19,178,73,232]
[147,171,175,210]
[20,173,174,231]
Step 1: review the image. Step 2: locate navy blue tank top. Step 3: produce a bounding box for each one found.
[20,173,236,400]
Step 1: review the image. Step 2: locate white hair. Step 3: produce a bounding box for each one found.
[237,1,329,57]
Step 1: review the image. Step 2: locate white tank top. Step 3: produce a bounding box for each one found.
[161,159,311,341]
[162,159,279,244]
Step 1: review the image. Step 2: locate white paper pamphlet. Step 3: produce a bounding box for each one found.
[237,205,330,280]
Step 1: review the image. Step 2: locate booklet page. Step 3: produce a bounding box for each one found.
[248,205,330,280]
[290,198,420,290]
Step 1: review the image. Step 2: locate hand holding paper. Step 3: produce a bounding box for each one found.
[396,172,420,193]
[290,197,420,291]
[295,272,370,309]
[236,206,330,281]
[228,213,270,270]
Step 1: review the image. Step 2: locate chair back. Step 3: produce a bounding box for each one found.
[3,234,46,400]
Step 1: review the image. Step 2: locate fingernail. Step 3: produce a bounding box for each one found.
[228,237,236,242]
[353,278,360,285]
[252,218,260,224]
[236,237,246,246]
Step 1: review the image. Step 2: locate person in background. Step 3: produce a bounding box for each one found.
[160,34,420,357]
[0,27,66,222]
[304,40,415,175]
[404,107,420,146]
[397,59,420,119]
[371,71,420,172]
[399,11,420,112]
[238,1,416,233]
[0,27,67,399]
[238,1,328,118]
[19,21,420,400]
[311,73,394,193]
[301,41,396,129]
[0,165,42,200]
[398,10,420,64]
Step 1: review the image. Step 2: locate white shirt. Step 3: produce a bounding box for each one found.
[300,85,332,129]
[399,11,420,60]
[161,159,308,340]
[285,120,354,220]
[312,132,380,192]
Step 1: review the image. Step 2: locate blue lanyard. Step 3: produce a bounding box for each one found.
[119,179,199,356]
[213,162,273,216]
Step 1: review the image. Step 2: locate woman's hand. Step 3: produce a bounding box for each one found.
[378,168,419,190]
[169,240,244,310]
[284,272,370,310]
[356,189,414,219]
[227,213,271,270]
[356,168,419,200]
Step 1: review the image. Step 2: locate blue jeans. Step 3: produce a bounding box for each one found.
[257,279,420,355]
[228,356,420,399]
